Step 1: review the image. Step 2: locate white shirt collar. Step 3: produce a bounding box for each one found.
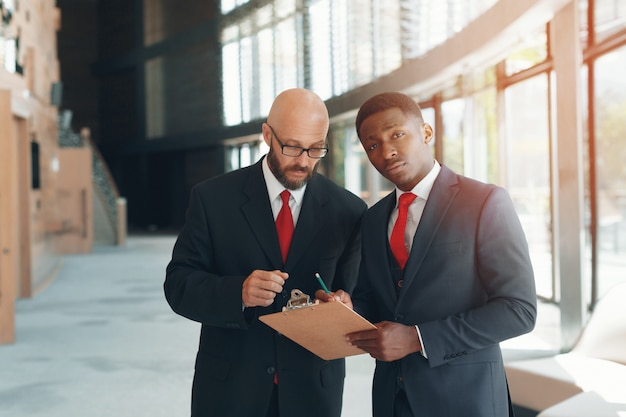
[395,160,441,204]
[262,155,306,205]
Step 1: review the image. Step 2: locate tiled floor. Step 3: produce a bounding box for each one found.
[0,235,561,417]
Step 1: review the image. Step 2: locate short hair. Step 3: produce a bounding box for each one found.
[355,92,424,139]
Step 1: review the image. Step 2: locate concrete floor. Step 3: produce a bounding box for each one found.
[0,235,556,417]
[0,236,376,417]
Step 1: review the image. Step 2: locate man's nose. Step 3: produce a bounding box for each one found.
[382,142,397,159]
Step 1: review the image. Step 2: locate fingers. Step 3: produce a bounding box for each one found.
[242,270,289,308]
[314,289,353,309]
[332,290,354,308]
[314,289,335,302]
[346,322,421,362]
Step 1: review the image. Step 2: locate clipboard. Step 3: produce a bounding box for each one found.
[259,289,377,360]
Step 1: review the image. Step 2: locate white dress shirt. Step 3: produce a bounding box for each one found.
[262,156,306,225]
[388,160,441,359]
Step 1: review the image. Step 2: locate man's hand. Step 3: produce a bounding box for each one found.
[347,321,422,362]
[314,289,353,309]
[242,270,289,307]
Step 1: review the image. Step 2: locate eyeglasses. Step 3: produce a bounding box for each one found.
[267,124,329,159]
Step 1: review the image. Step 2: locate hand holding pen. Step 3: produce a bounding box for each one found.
[314,272,354,309]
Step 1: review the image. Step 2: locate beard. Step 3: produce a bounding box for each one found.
[267,148,319,190]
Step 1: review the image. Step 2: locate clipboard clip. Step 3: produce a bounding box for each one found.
[283,289,320,311]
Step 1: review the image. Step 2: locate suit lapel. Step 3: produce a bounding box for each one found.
[399,166,459,300]
[241,161,283,268]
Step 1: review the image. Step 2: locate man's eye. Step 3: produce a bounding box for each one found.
[368,143,378,151]
[393,132,405,139]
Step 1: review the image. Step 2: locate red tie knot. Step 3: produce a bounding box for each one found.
[399,192,417,208]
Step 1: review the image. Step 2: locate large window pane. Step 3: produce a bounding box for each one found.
[239,35,254,122]
[505,31,548,76]
[467,86,498,184]
[373,0,401,76]
[308,0,333,99]
[505,75,553,300]
[258,27,275,116]
[145,57,165,138]
[594,0,626,41]
[594,45,626,298]
[222,41,242,125]
[441,98,465,174]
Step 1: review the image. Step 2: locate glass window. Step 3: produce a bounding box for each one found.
[466,86,498,184]
[505,31,548,76]
[441,98,465,174]
[274,16,299,93]
[593,45,626,298]
[221,0,250,15]
[222,40,242,125]
[308,0,333,99]
[145,57,165,139]
[594,0,626,41]
[373,0,401,77]
[2,38,16,73]
[332,0,351,94]
[239,34,254,122]
[258,26,275,116]
[504,75,553,300]
[579,0,589,49]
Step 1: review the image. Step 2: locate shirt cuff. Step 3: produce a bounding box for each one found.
[415,325,428,359]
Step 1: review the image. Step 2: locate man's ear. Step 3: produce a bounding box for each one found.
[261,123,272,147]
[422,123,434,144]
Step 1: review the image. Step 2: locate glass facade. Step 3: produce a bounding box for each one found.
[219,0,626,348]
[593,45,626,299]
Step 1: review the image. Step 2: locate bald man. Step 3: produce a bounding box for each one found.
[165,88,367,417]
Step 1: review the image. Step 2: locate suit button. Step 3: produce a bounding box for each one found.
[267,367,276,375]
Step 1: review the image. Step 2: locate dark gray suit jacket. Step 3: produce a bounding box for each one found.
[353,165,537,417]
[164,158,367,417]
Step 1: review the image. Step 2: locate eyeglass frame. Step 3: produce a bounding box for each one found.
[266,124,329,159]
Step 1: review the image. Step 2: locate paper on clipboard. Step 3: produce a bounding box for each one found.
[259,289,377,360]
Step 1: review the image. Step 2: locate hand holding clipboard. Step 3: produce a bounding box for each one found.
[259,277,376,360]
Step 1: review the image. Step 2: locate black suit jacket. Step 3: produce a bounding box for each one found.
[164,158,367,417]
[353,165,537,417]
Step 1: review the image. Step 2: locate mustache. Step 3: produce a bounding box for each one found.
[289,165,310,172]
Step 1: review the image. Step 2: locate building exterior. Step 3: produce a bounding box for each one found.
[0,0,123,344]
[2,0,625,354]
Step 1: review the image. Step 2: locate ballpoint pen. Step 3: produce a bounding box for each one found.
[314,272,331,294]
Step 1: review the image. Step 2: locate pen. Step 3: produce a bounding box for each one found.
[315,273,331,294]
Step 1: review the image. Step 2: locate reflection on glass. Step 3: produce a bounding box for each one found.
[145,58,165,139]
[309,0,333,100]
[505,75,552,300]
[274,17,298,95]
[594,45,626,298]
[505,31,548,76]
[222,41,241,126]
[470,86,498,184]
[441,98,465,174]
[594,0,626,41]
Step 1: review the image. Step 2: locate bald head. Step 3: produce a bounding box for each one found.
[267,88,329,133]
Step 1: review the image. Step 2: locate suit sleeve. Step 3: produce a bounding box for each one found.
[330,202,367,294]
[163,185,248,329]
[419,187,537,368]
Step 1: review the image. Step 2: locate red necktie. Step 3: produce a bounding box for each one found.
[390,192,417,270]
[276,190,294,264]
